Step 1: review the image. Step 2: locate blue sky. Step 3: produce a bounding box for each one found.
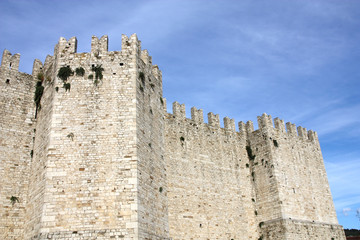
[1,0,359,229]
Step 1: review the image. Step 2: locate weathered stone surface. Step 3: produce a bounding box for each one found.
[0,34,345,240]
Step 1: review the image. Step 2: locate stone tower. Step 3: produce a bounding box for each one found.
[1,34,169,239]
[0,34,346,240]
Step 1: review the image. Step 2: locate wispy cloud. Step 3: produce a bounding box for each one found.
[326,157,360,213]
[343,208,351,216]
[304,104,360,137]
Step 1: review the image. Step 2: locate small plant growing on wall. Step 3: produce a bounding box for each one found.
[246,146,256,160]
[37,72,44,81]
[91,64,104,86]
[57,66,73,81]
[139,71,145,84]
[75,67,85,76]
[180,136,185,147]
[67,132,74,141]
[63,83,71,92]
[10,196,19,205]
[34,81,44,118]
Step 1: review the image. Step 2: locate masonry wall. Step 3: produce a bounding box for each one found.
[22,35,169,239]
[24,53,56,239]
[272,123,337,223]
[165,109,345,240]
[246,123,284,223]
[261,219,345,240]
[247,113,345,239]
[165,104,259,240]
[0,50,35,239]
[136,46,169,239]
[31,35,139,239]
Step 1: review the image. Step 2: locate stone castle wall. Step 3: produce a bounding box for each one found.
[251,115,338,224]
[165,103,258,239]
[164,103,345,240]
[261,219,346,240]
[0,34,346,240]
[248,114,342,239]
[0,50,35,239]
[135,38,169,239]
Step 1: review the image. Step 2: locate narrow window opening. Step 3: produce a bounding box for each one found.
[119,63,124,66]
[293,188,296,193]
[5,79,10,84]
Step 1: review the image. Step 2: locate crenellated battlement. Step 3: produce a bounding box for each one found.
[0,49,34,84]
[167,102,319,142]
[245,121,255,135]
[32,59,43,77]
[121,33,142,56]
[259,113,318,142]
[274,117,286,133]
[49,34,162,86]
[238,121,246,135]
[257,113,273,131]
[2,34,159,83]
[141,49,152,65]
[172,101,186,119]
[1,49,20,71]
[191,107,203,123]
[55,36,77,55]
[91,35,108,55]
[297,126,308,138]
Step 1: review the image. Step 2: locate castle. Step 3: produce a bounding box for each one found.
[0,34,346,240]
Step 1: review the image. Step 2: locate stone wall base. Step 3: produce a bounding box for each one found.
[30,229,171,240]
[260,218,346,240]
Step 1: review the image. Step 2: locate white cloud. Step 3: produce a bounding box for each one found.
[326,157,360,213]
[343,208,351,216]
